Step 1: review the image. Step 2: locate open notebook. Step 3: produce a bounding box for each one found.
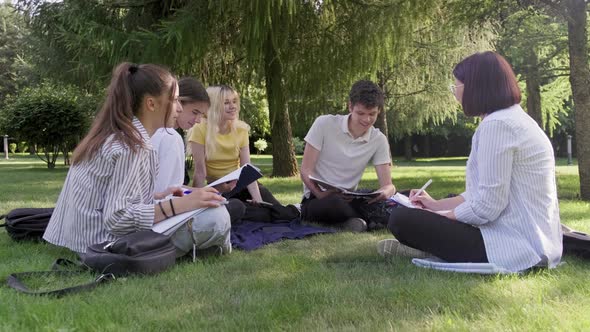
[153,163,262,235]
[308,175,382,199]
[389,193,451,216]
[152,208,206,235]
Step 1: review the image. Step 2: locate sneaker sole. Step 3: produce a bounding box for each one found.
[377,239,429,258]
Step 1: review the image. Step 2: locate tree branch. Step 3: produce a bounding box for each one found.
[88,0,161,9]
[540,73,571,80]
[393,88,428,98]
[537,43,569,67]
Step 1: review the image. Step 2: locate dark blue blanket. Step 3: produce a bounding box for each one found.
[230,219,335,251]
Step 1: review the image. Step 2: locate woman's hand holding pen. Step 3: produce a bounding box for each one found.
[409,189,440,210]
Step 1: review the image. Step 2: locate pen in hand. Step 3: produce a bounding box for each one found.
[412,179,433,198]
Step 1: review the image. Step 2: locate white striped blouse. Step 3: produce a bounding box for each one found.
[454,104,562,272]
[43,118,158,253]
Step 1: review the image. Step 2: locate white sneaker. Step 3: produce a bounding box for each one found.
[377,239,430,258]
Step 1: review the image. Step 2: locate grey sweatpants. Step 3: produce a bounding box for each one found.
[170,206,232,257]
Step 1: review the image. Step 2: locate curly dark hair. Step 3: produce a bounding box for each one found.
[348,80,384,109]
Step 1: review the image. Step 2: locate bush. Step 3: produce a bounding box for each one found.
[0,81,95,168]
[240,86,270,138]
[292,137,305,155]
[254,138,268,155]
[17,141,28,153]
[8,143,16,154]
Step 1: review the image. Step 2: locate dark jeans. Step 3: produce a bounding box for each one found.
[227,183,284,222]
[388,207,489,263]
[227,183,282,205]
[301,194,363,225]
[225,199,246,224]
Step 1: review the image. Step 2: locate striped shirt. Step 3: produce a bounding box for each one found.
[454,104,562,272]
[43,118,158,253]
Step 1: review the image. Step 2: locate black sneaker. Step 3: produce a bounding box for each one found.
[341,218,368,233]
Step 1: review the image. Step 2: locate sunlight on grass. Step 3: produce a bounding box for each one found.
[1,155,589,331]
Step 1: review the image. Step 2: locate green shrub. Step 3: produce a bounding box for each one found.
[0,81,95,168]
[292,137,305,155]
[8,143,16,154]
[17,141,28,153]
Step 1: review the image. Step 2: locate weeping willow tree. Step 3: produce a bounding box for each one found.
[379,1,494,159]
[18,0,450,176]
[194,0,444,176]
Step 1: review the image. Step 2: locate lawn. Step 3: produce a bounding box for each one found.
[1,154,590,331]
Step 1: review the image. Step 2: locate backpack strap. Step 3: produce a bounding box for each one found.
[7,271,115,296]
[6,258,115,297]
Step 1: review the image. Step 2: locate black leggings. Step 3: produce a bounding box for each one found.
[388,207,489,263]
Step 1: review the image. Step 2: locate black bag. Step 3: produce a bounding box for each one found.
[7,230,177,296]
[562,224,590,259]
[354,200,398,231]
[0,208,53,241]
[83,230,177,276]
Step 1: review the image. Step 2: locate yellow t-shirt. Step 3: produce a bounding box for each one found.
[189,121,249,180]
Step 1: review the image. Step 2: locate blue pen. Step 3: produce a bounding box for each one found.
[183,190,192,195]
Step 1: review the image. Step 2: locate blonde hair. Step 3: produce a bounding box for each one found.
[205,85,249,159]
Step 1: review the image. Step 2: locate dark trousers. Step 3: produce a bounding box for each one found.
[301,195,362,225]
[225,199,246,224]
[388,207,489,263]
[228,183,282,205]
[228,183,283,222]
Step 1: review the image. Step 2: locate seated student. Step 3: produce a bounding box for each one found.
[300,80,396,232]
[43,63,226,255]
[378,51,562,273]
[150,77,233,255]
[189,85,284,220]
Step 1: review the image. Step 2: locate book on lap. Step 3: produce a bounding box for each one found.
[390,192,418,208]
[152,163,262,235]
[208,163,263,197]
[389,193,450,215]
[308,175,382,200]
[152,208,206,235]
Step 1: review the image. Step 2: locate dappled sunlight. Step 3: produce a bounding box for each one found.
[2,156,589,330]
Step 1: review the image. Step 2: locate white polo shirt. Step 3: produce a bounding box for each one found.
[303,114,391,198]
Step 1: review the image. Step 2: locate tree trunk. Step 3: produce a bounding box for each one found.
[567,0,590,200]
[375,72,388,137]
[525,51,543,128]
[404,136,413,161]
[264,35,298,177]
[423,135,431,157]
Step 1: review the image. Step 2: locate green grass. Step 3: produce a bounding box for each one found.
[1,155,590,331]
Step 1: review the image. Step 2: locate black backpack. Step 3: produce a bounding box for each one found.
[0,208,53,241]
[562,224,590,259]
[7,230,177,296]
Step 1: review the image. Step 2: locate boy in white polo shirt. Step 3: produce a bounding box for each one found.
[300,80,396,232]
